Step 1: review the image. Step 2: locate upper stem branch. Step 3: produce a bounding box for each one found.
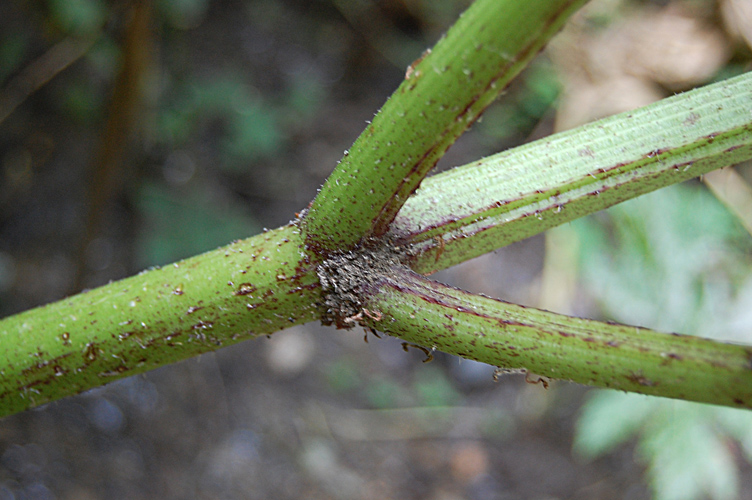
[303,0,587,254]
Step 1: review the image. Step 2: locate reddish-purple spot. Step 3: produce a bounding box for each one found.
[627,372,656,387]
[83,342,99,362]
[235,283,257,296]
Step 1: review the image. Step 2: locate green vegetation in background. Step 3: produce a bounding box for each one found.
[47,0,106,36]
[157,0,209,29]
[134,181,259,267]
[49,36,119,124]
[322,358,363,394]
[156,74,284,169]
[413,365,461,407]
[156,71,326,172]
[477,60,561,144]
[324,357,461,410]
[573,183,751,339]
[365,377,412,409]
[572,182,752,500]
[0,35,28,85]
[56,70,106,123]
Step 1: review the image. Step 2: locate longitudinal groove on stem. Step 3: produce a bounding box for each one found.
[363,267,752,409]
[303,0,588,255]
[389,72,752,274]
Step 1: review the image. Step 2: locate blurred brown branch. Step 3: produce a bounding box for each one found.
[75,0,156,291]
[0,36,97,125]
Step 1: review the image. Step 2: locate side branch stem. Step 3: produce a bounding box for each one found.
[391,72,752,274]
[364,267,752,408]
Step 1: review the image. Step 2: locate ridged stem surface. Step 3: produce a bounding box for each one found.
[390,72,752,274]
[303,0,587,253]
[364,268,752,408]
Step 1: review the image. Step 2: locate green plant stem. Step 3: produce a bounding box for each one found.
[3,72,752,418]
[0,224,320,417]
[363,267,752,409]
[390,71,752,274]
[3,73,752,417]
[3,21,752,418]
[303,0,587,253]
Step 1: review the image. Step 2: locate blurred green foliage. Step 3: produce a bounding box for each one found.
[573,182,752,339]
[477,60,560,145]
[323,357,461,410]
[157,0,209,29]
[56,72,105,122]
[572,182,752,500]
[322,358,363,394]
[11,0,327,269]
[134,181,259,267]
[47,0,106,36]
[157,73,285,170]
[413,365,461,407]
[0,34,28,84]
[365,376,412,409]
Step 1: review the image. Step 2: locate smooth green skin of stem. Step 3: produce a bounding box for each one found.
[0,224,320,417]
[365,268,752,409]
[391,71,752,274]
[303,0,587,253]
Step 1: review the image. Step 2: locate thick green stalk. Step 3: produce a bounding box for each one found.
[4,71,752,417]
[0,224,320,417]
[3,3,752,419]
[363,267,752,409]
[303,0,587,253]
[390,71,752,274]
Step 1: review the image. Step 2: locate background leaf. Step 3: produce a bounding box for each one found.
[572,182,752,500]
